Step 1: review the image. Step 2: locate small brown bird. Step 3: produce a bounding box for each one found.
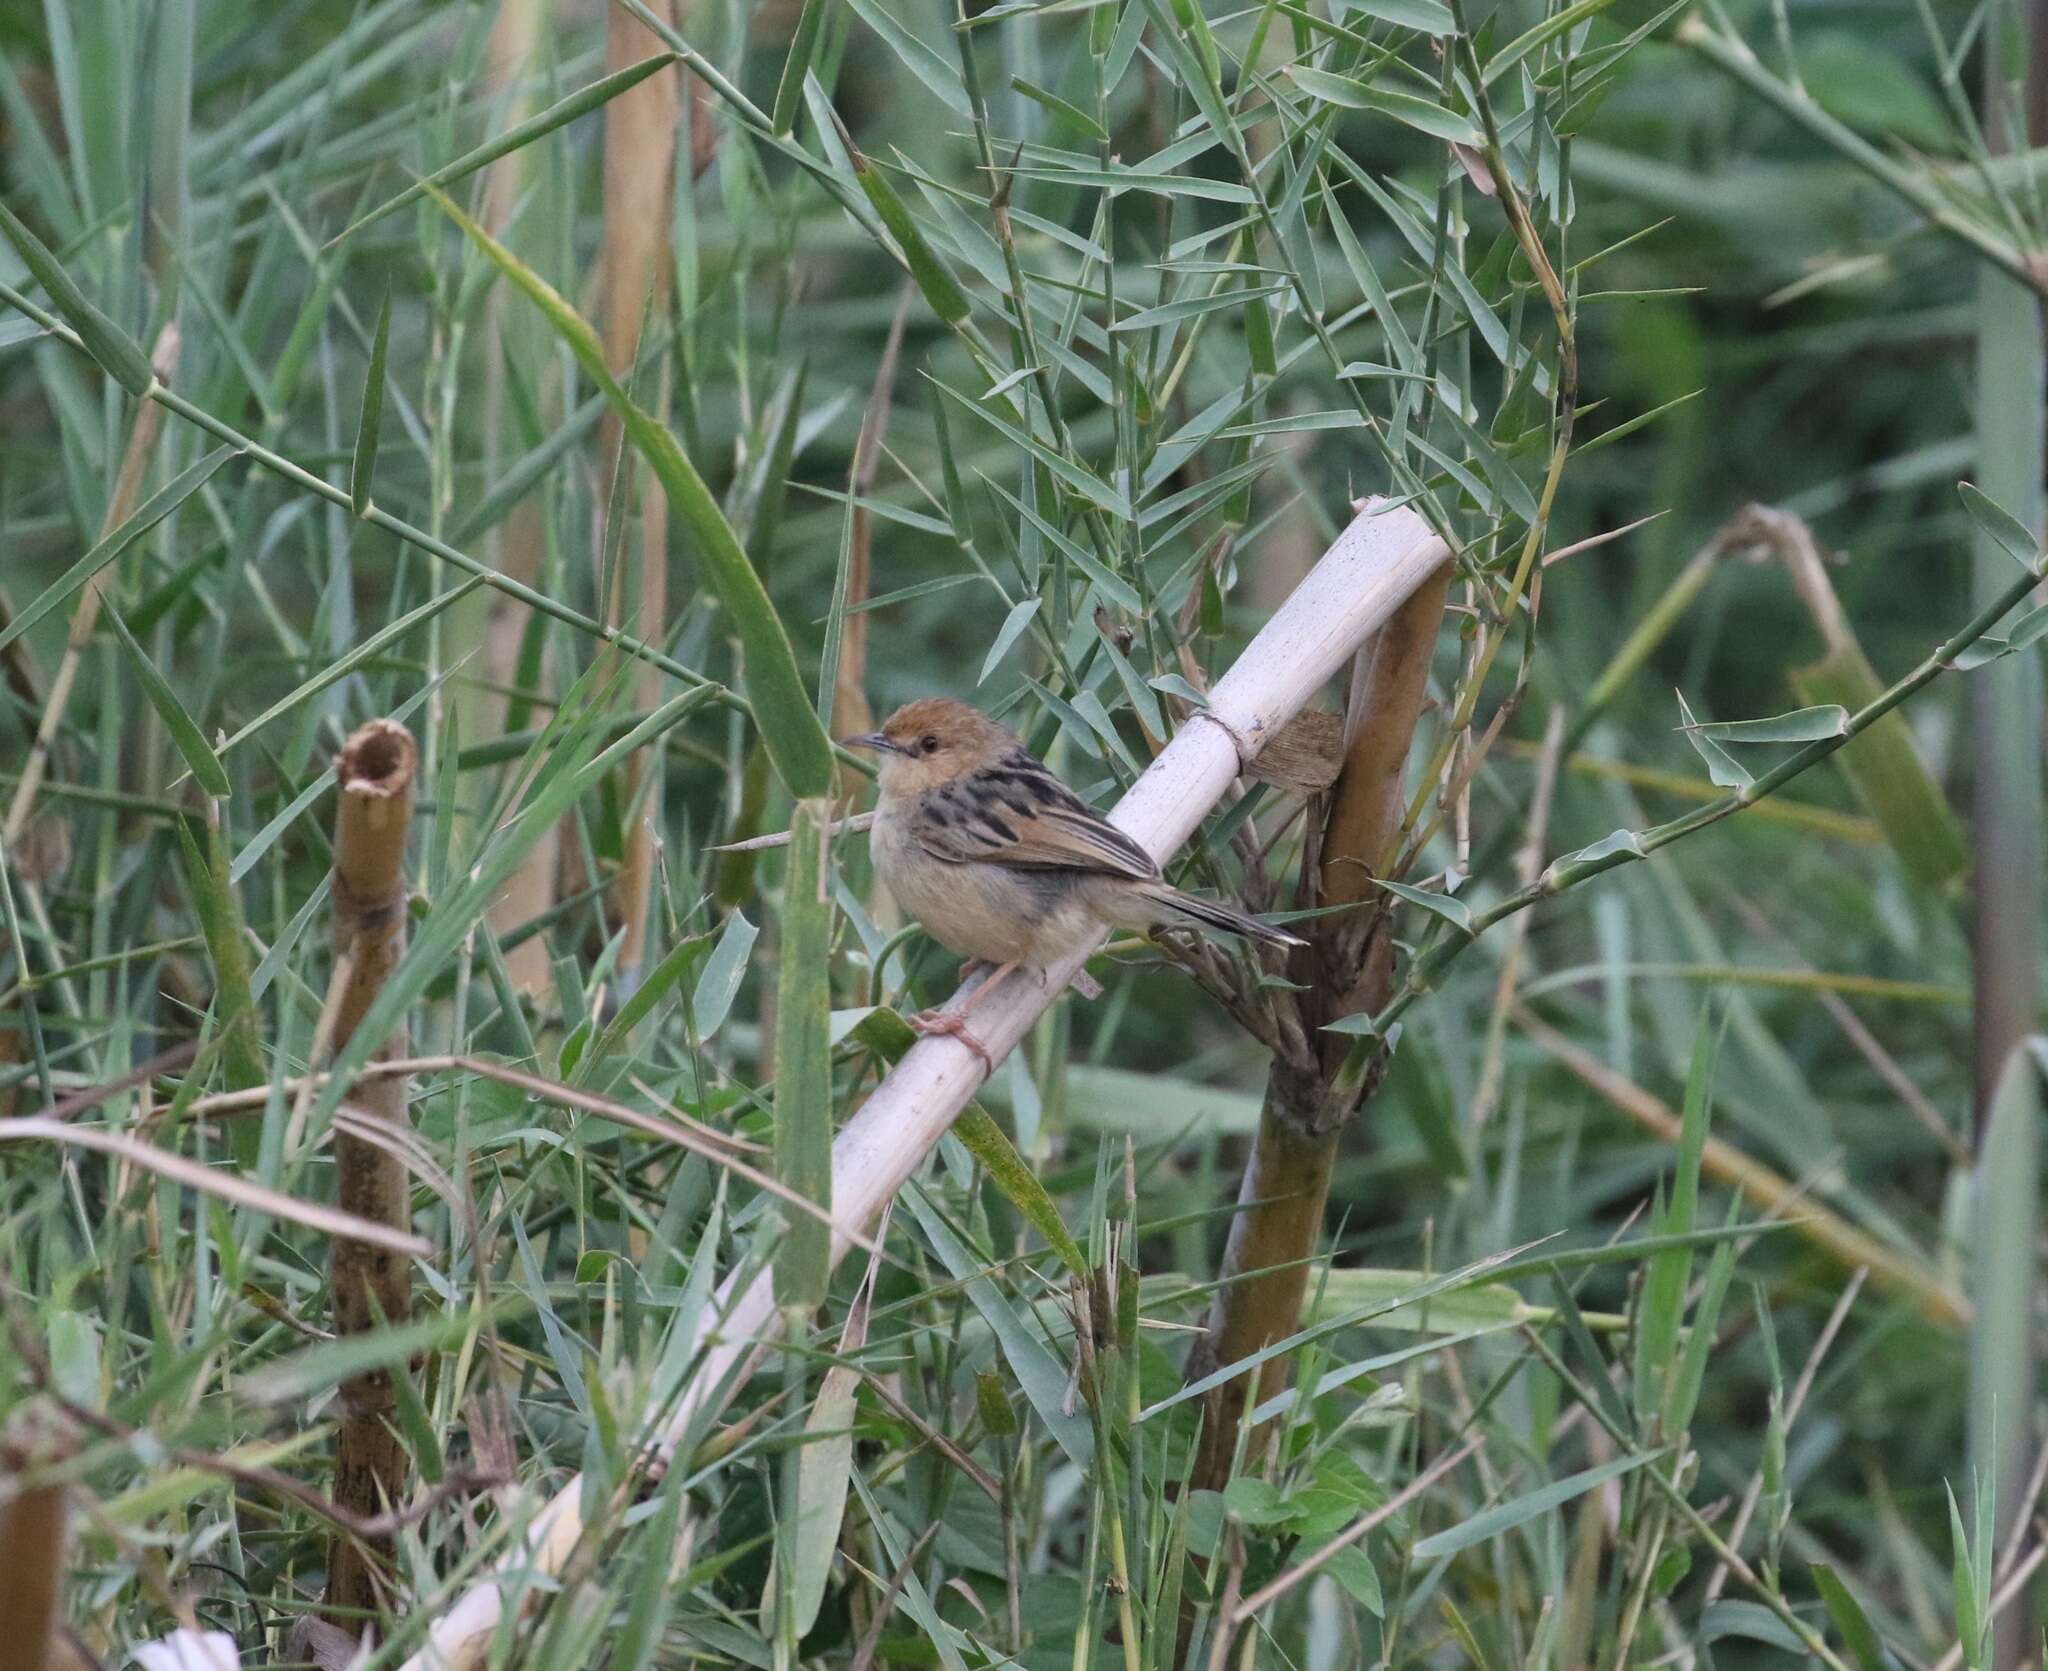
[846,697,1303,1066]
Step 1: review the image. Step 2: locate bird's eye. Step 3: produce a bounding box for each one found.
[920,734,939,755]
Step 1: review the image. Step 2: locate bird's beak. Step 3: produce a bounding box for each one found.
[842,731,901,755]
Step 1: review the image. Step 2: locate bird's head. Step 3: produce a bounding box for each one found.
[844,697,1014,795]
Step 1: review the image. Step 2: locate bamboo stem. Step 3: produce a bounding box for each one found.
[324,720,421,1624]
[397,500,1451,1671]
[1968,23,2045,1654]
[0,1405,71,1671]
[1186,559,1451,1491]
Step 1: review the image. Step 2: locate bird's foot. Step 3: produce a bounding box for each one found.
[908,1009,996,1076]
[1069,969,1104,1001]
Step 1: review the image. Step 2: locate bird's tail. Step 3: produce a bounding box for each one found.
[1138,883,1306,950]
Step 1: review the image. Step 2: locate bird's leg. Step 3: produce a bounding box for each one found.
[907,961,1022,1075]
[958,960,1020,1015]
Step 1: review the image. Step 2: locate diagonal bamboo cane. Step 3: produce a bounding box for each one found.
[398,499,1450,1671]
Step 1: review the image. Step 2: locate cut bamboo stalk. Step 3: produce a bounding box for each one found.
[400,498,1450,1671]
[0,1404,71,1671]
[324,719,421,1624]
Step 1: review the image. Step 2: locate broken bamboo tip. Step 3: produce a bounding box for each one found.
[337,718,417,799]
[334,720,417,907]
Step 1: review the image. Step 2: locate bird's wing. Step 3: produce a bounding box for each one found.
[910,751,1161,882]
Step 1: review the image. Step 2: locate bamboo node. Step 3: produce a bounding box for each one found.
[1188,707,1259,773]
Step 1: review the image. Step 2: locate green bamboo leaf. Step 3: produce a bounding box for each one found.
[1005,164,1256,203]
[1009,75,1107,140]
[1484,0,1623,83]
[0,445,237,658]
[1286,65,1482,145]
[1793,642,1967,890]
[107,605,229,797]
[1638,1018,1715,1425]
[173,814,265,1148]
[327,54,678,246]
[978,598,1041,684]
[426,184,835,795]
[1343,0,1458,32]
[774,800,835,1309]
[1108,284,1288,334]
[1666,1229,1737,1437]
[1810,1563,1889,1671]
[214,574,487,758]
[935,379,1130,519]
[784,1273,874,1636]
[1674,691,1752,789]
[980,474,1141,610]
[904,1184,1093,1468]
[1959,481,2041,572]
[1375,877,1475,935]
[1412,1449,1665,1559]
[349,290,391,519]
[692,911,758,1036]
[772,0,829,134]
[571,930,713,1085]
[0,199,154,393]
[842,0,972,116]
[242,1303,518,1404]
[1701,1601,1808,1654]
[1689,704,1851,744]
[952,1104,1087,1279]
[848,143,969,324]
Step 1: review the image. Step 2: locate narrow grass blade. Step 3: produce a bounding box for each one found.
[174,813,264,1093]
[427,184,836,796]
[0,445,236,657]
[349,290,391,519]
[327,54,679,246]
[0,199,153,392]
[787,1262,876,1635]
[1637,1016,1713,1425]
[906,1184,1094,1468]
[1412,1449,1665,1559]
[1810,1563,1889,1671]
[692,911,758,1036]
[771,0,828,135]
[850,143,970,325]
[774,799,835,1309]
[107,605,228,797]
[1286,66,1482,146]
[953,1103,1087,1278]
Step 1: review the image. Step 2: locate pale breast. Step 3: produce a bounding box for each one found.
[872,801,1100,969]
